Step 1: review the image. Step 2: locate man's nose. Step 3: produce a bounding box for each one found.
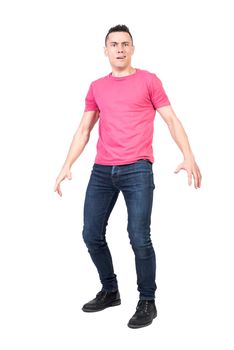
[117,45,124,52]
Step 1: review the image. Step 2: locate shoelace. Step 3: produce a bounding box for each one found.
[136,300,149,313]
[96,291,108,301]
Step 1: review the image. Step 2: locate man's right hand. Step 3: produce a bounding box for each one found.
[54,167,72,197]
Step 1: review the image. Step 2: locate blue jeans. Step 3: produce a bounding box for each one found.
[82,159,157,300]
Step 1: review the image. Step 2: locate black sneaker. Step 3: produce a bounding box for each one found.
[128,300,157,328]
[82,290,121,312]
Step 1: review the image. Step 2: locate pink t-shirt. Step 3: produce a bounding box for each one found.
[84,68,170,165]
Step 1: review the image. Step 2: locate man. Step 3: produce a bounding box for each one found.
[54,24,202,329]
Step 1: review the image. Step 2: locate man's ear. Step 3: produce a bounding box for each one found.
[103,46,108,56]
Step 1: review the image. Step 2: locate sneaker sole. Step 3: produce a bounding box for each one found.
[82,299,121,313]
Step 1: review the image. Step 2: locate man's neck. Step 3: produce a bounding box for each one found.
[110,66,136,77]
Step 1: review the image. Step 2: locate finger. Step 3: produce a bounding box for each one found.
[55,183,61,196]
[188,172,192,186]
[196,173,201,188]
[54,181,59,192]
[54,176,64,191]
[58,186,62,197]
[193,171,198,189]
[198,170,202,187]
[174,165,181,173]
[197,167,202,188]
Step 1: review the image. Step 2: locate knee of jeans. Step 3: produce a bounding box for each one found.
[82,226,105,249]
[129,232,153,250]
[131,243,155,259]
[82,225,92,245]
[131,238,155,259]
[127,223,152,247]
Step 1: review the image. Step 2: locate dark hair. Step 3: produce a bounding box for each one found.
[105,24,133,46]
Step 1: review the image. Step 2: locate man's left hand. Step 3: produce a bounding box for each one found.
[174,157,202,189]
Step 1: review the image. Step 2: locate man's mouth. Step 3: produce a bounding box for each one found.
[116,56,126,59]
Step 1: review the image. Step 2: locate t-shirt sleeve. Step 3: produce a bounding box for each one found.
[84,82,100,112]
[149,73,171,110]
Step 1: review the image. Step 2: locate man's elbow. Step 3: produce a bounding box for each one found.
[74,127,91,142]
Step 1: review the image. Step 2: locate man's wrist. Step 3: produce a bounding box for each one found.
[62,163,71,171]
[183,152,195,161]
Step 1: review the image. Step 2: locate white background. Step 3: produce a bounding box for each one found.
[0,0,233,349]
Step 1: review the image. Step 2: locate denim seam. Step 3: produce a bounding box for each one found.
[100,191,119,240]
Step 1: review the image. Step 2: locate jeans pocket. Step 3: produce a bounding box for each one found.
[137,159,152,169]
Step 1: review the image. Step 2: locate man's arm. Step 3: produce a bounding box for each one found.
[157,105,202,189]
[62,110,99,169]
[54,110,99,196]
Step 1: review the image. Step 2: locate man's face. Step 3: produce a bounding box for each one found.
[104,31,135,69]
